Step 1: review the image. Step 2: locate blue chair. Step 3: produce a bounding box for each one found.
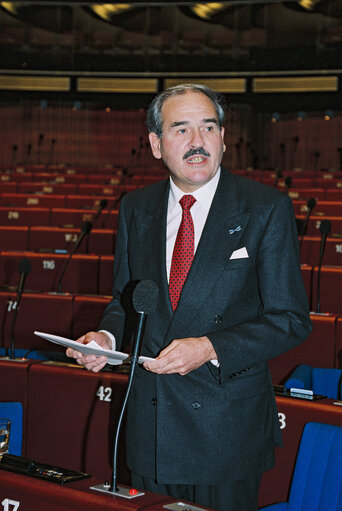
[260,422,342,510]
[0,402,23,456]
[284,364,342,399]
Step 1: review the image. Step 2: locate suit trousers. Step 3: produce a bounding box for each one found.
[131,472,262,511]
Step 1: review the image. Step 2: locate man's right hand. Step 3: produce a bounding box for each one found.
[66,331,111,373]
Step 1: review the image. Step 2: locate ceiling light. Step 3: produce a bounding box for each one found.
[0,2,19,16]
[298,0,322,11]
[91,4,133,23]
[191,3,227,21]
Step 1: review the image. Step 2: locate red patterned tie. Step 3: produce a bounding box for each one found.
[169,194,196,311]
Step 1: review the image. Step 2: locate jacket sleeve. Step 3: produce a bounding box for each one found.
[206,193,312,384]
[98,194,132,350]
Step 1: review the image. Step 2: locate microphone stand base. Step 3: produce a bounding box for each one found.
[0,356,27,363]
[90,483,145,499]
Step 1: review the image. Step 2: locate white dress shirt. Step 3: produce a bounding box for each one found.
[166,168,221,280]
[101,168,221,361]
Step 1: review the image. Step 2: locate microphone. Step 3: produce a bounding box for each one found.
[93,199,108,224]
[284,176,292,193]
[103,280,159,497]
[316,219,331,313]
[299,197,317,249]
[10,258,32,359]
[101,191,127,228]
[56,221,92,293]
[273,169,282,187]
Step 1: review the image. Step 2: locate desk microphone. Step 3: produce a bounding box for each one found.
[93,199,108,224]
[316,219,331,313]
[101,191,127,228]
[56,221,92,293]
[93,280,159,497]
[299,197,317,249]
[10,258,32,359]
[284,176,292,193]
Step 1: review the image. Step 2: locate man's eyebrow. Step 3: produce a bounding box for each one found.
[170,121,189,128]
[204,118,219,125]
[170,118,218,128]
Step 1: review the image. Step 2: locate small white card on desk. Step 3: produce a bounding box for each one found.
[34,331,154,365]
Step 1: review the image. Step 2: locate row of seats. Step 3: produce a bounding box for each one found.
[0,251,115,295]
[0,193,126,209]
[0,286,341,380]
[0,177,165,194]
[0,226,116,254]
[0,207,118,228]
[0,291,111,354]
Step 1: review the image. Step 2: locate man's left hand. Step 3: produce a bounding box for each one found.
[143,336,217,376]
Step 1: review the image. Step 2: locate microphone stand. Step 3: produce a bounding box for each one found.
[9,258,32,360]
[91,280,158,499]
[316,220,331,313]
[111,311,146,496]
[56,222,92,293]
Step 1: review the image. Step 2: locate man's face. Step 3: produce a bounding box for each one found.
[149,91,226,192]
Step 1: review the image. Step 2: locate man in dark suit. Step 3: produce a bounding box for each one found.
[67,84,312,511]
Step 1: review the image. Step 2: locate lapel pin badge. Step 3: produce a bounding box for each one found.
[229,226,241,235]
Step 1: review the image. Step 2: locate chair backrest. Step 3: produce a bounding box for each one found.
[0,402,23,455]
[288,422,342,511]
[312,368,342,399]
[284,364,312,390]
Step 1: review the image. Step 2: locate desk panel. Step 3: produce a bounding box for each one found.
[258,396,342,507]
[25,363,130,484]
[0,471,208,511]
[0,358,38,453]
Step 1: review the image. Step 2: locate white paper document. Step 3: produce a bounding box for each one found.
[34,331,154,365]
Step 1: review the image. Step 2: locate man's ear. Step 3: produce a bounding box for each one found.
[221,127,226,153]
[149,132,162,159]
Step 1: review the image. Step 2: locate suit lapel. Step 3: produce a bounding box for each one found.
[132,180,174,324]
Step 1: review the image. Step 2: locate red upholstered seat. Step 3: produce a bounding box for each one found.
[0,226,28,250]
[312,266,342,314]
[72,295,111,339]
[0,193,66,208]
[0,251,99,294]
[0,291,73,351]
[300,237,342,266]
[98,255,114,295]
[269,313,337,384]
[0,207,50,226]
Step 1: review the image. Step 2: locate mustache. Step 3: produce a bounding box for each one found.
[183,147,210,160]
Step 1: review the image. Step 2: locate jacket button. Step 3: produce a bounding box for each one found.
[151,398,157,406]
[214,315,222,324]
[192,402,201,409]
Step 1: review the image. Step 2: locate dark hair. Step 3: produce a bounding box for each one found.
[146,83,226,138]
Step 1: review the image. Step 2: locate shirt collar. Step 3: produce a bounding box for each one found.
[168,167,221,213]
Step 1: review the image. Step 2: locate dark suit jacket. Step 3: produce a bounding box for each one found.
[99,168,312,485]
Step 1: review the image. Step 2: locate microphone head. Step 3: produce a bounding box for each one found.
[307,197,317,210]
[100,199,108,208]
[319,219,332,236]
[81,221,93,234]
[284,176,292,187]
[132,280,159,314]
[18,257,31,275]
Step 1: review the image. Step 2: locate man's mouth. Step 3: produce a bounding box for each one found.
[183,148,210,163]
[187,155,207,164]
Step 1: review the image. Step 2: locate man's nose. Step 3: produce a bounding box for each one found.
[189,128,205,147]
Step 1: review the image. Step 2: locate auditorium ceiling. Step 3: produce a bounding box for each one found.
[0,1,341,73]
